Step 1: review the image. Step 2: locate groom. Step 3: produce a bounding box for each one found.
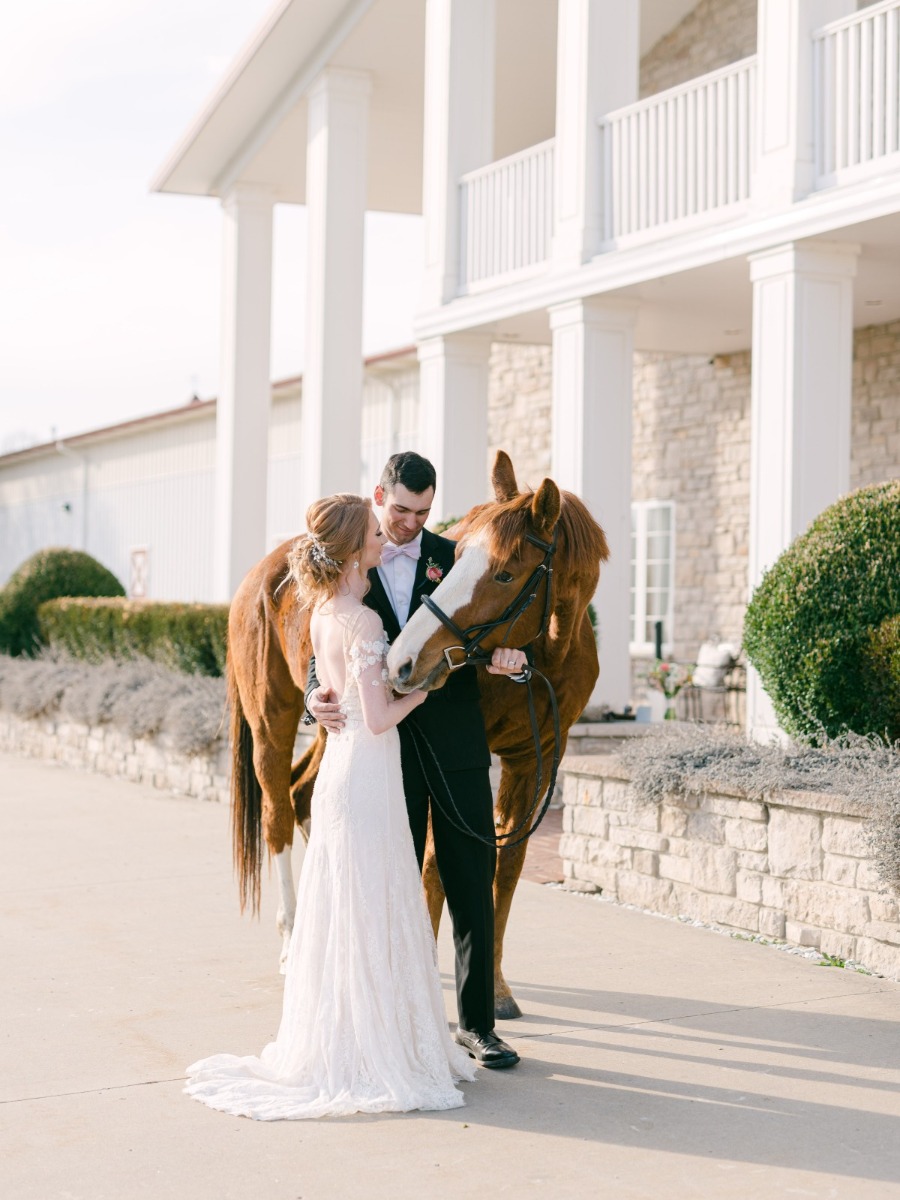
[305,451,524,1069]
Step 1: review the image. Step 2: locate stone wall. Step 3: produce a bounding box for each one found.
[489,320,900,676]
[632,349,752,660]
[487,342,552,490]
[560,754,900,981]
[639,0,758,100]
[851,320,900,489]
[0,710,313,805]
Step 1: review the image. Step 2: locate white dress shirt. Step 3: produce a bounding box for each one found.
[377,531,422,628]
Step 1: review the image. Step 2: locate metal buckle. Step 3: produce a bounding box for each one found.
[442,645,470,671]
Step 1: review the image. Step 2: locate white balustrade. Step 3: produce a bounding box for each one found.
[599,57,756,243]
[458,139,554,289]
[814,0,900,185]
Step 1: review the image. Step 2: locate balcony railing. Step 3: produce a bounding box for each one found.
[599,56,756,243]
[458,138,554,289]
[814,0,900,185]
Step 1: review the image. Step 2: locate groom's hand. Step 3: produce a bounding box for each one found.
[486,648,528,677]
[308,686,346,732]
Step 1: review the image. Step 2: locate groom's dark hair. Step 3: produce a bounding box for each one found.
[380,451,436,497]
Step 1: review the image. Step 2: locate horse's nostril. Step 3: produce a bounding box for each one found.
[397,659,412,683]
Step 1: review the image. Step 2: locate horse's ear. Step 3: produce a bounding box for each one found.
[492,451,519,502]
[531,478,561,535]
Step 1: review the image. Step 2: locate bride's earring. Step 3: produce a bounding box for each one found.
[352,561,359,570]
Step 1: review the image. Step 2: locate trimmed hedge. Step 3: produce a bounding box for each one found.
[38,597,228,677]
[0,548,125,657]
[743,480,900,743]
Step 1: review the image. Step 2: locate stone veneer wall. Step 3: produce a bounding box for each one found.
[0,710,313,805]
[487,343,552,490]
[560,754,900,981]
[488,322,900,671]
[639,0,758,100]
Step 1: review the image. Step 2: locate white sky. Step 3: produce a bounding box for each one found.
[0,0,422,453]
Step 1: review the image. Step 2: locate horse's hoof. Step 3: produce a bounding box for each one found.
[494,996,522,1020]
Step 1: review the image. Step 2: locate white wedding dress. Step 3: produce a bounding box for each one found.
[185,606,476,1120]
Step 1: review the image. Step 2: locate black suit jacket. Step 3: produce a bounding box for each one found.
[306,528,491,773]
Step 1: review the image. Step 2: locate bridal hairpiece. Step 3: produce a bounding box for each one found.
[310,537,341,570]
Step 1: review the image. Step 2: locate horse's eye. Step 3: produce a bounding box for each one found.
[494,571,514,584]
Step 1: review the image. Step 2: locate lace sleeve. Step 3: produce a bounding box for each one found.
[346,608,389,687]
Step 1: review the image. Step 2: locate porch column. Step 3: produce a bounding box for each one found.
[753,0,855,208]
[421,0,495,307]
[549,298,637,711]
[299,68,371,517]
[552,0,639,267]
[213,183,274,601]
[417,333,491,521]
[747,240,858,738]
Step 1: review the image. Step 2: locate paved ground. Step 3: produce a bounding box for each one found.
[2,752,900,1200]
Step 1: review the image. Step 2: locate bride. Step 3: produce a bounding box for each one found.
[185,493,477,1120]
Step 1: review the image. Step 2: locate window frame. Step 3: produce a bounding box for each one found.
[630,500,676,658]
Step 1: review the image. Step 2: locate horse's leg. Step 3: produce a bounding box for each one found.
[491,764,538,1020]
[254,722,300,972]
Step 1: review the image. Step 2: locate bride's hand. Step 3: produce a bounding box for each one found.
[408,689,428,708]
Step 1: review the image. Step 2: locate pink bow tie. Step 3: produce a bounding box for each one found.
[381,541,421,564]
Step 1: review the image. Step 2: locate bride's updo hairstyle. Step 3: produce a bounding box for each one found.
[288,493,372,609]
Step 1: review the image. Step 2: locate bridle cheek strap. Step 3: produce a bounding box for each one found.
[420,528,558,671]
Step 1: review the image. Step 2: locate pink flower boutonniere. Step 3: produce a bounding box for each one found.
[424,557,443,583]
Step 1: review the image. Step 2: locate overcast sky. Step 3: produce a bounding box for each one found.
[0,0,422,453]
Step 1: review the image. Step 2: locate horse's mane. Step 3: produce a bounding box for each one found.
[464,488,610,572]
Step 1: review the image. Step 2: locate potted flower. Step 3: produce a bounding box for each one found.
[646,660,694,720]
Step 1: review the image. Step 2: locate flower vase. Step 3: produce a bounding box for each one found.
[664,704,677,721]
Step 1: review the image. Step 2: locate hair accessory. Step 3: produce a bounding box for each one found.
[310,538,341,570]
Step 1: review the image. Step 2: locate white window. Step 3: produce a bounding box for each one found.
[630,502,675,656]
[129,546,149,598]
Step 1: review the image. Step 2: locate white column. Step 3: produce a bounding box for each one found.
[552,0,639,268]
[300,68,371,518]
[747,240,858,738]
[421,0,495,307]
[550,298,637,711]
[214,183,274,601]
[753,0,855,208]
[418,333,491,520]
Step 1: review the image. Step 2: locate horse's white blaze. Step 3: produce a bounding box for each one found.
[388,539,491,672]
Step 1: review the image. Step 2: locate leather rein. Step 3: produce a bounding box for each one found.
[408,528,563,850]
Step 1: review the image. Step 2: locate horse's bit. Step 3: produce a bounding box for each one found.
[408,527,563,850]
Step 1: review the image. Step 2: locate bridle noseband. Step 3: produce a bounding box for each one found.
[420,528,558,671]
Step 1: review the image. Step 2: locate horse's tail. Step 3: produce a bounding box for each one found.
[227,653,262,916]
[290,725,326,826]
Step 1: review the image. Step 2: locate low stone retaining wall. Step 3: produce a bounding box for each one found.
[560,754,900,980]
[0,710,313,804]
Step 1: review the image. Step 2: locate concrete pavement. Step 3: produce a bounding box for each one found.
[2,751,899,1200]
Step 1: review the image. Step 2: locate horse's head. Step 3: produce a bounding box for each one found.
[387,452,563,692]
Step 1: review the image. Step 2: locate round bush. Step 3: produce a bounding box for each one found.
[743,481,900,743]
[0,548,125,657]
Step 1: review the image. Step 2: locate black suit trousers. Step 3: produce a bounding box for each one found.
[399,725,496,1037]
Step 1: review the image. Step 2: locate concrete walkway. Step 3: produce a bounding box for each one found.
[2,752,899,1200]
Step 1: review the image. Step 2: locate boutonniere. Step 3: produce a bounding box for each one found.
[424,557,443,583]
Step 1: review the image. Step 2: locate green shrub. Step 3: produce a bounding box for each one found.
[0,548,125,657]
[38,597,228,677]
[743,481,900,743]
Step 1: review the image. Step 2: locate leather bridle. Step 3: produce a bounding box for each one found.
[420,528,558,672]
[407,525,563,850]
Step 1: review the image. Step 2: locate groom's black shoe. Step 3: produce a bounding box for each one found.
[455,1028,520,1069]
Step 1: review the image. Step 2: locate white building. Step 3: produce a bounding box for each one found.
[4,0,900,736]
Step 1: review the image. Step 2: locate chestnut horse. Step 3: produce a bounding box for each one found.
[227,451,609,1019]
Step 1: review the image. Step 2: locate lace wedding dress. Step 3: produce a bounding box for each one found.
[185,607,476,1120]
